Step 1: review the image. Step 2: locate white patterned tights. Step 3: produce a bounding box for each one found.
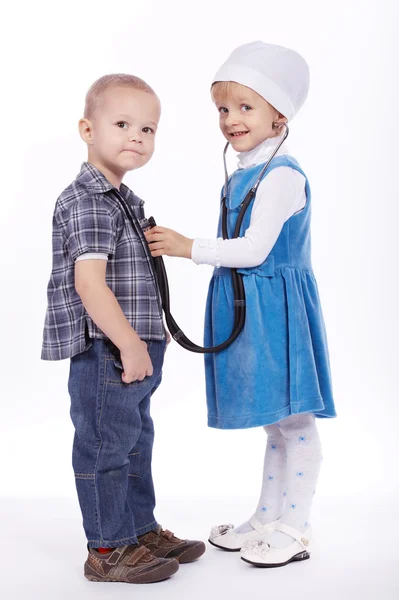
[234,414,322,548]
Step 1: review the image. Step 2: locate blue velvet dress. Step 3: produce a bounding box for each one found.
[204,156,336,429]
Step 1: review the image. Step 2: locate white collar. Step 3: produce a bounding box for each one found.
[237,135,287,169]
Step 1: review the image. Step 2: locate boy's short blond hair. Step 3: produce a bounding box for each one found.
[84,73,157,119]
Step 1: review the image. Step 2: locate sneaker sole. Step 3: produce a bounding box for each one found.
[84,558,179,583]
[241,550,310,568]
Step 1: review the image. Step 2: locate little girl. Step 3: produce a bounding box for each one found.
[145,41,337,568]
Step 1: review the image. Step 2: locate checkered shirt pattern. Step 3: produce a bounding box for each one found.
[41,162,165,360]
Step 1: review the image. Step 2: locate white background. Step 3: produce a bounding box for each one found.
[0,0,398,597]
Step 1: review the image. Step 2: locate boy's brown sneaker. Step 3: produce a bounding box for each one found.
[84,544,179,583]
[137,525,206,563]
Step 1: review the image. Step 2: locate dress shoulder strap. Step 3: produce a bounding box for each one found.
[261,155,307,181]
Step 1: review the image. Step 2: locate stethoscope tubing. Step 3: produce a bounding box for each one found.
[121,125,289,353]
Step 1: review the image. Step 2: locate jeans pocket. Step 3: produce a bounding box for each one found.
[105,340,123,370]
[112,356,124,370]
[104,339,152,386]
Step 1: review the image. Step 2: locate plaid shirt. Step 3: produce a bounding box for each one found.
[41,162,165,361]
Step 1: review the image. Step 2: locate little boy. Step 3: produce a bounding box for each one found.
[41,74,205,584]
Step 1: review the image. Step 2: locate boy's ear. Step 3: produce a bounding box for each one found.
[78,118,94,144]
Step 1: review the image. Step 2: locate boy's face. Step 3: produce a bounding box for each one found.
[213,82,284,153]
[83,86,161,175]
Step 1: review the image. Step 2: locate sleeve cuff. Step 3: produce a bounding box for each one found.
[192,238,222,267]
[75,252,109,262]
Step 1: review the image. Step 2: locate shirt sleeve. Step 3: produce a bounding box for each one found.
[191,167,306,269]
[64,196,122,261]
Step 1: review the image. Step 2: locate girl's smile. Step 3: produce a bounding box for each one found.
[229,131,249,137]
[212,81,287,152]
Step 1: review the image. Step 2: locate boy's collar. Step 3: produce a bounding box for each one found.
[78,162,115,192]
[77,162,144,205]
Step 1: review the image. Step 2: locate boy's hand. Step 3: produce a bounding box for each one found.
[120,337,153,384]
[145,226,193,259]
[75,260,154,383]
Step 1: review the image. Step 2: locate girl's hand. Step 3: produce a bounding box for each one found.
[145,226,193,259]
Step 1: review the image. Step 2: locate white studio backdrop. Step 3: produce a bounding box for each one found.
[0,0,397,509]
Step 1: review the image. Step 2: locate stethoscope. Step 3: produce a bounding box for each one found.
[121,124,289,353]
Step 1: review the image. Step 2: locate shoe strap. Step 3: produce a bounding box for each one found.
[106,546,127,565]
[275,522,311,549]
[248,516,278,534]
[126,545,151,566]
[161,529,174,540]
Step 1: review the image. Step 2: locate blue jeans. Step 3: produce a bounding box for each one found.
[68,338,166,548]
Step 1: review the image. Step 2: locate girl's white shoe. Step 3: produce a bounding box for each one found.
[208,516,279,552]
[240,522,312,567]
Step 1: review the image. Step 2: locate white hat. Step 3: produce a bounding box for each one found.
[212,41,310,121]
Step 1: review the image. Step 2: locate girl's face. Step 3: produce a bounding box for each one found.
[212,82,287,152]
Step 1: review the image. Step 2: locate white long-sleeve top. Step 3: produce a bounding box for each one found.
[76,136,306,267]
[191,136,306,269]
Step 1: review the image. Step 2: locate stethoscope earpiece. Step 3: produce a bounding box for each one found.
[272,121,286,130]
